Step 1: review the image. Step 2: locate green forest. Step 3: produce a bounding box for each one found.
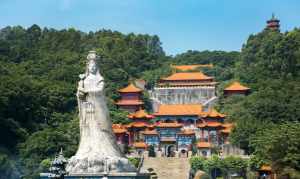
[0,25,299,178]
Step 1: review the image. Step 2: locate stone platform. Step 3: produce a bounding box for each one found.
[41,172,150,179]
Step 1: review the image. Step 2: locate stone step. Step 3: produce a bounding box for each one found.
[141,157,190,179]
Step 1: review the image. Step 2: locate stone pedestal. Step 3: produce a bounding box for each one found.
[66,173,150,179]
[41,172,150,179]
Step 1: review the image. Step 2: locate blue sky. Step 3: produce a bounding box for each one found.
[0,0,299,55]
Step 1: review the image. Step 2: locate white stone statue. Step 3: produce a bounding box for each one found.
[66,51,135,174]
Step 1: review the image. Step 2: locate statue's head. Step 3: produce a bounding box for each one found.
[86,51,99,75]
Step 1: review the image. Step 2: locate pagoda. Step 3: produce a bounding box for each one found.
[126,109,154,144]
[116,83,144,112]
[198,109,225,144]
[266,13,280,31]
[223,81,250,97]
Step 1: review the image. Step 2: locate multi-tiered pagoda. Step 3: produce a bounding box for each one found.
[116,83,144,112]
[266,13,280,31]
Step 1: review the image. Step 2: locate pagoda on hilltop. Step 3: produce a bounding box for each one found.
[266,13,280,31]
[116,83,144,112]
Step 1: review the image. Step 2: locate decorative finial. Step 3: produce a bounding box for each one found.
[272,13,276,20]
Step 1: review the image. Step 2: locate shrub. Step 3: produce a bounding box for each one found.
[190,156,206,171]
[128,157,140,168]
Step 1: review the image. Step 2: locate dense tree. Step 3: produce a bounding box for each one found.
[189,155,248,179]
[250,123,300,173]
[0,25,167,178]
[224,28,300,176]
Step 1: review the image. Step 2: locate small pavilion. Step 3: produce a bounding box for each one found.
[224,81,250,97]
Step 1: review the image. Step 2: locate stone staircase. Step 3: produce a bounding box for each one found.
[141,157,190,179]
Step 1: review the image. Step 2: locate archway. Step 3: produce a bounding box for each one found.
[166,145,176,157]
[180,149,188,158]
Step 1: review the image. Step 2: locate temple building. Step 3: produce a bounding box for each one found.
[112,64,244,158]
[266,13,280,31]
[112,104,230,157]
[115,83,144,112]
[223,81,250,97]
[150,71,217,110]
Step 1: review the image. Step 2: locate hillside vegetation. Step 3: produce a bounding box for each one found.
[0,25,299,178]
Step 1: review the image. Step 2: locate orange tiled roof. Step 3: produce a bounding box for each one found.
[178,129,195,135]
[128,109,154,119]
[197,121,223,128]
[197,142,212,148]
[112,124,128,134]
[197,123,206,128]
[158,82,217,87]
[259,165,272,171]
[127,121,149,128]
[221,123,234,134]
[201,108,226,118]
[118,83,142,93]
[222,123,234,128]
[221,128,231,134]
[224,82,250,91]
[133,142,147,149]
[112,124,123,129]
[115,99,144,106]
[154,104,202,116]
[141,130,158,135]
[172,64,213,71]
[113,128,127,134]
[155,122,183,128]
[161,72,213,81]
[147,124,155,128]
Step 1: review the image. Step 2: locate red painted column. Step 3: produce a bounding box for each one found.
[128,132,132,146]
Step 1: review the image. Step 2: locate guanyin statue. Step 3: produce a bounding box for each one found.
[66,51,135,174]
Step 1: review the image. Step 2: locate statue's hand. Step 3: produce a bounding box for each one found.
[78,87,87,100]
[97,80,104,91]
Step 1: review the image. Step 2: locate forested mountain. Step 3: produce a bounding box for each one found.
[218,28,300,177]
[0,24,299,178]
[0,25,168,178]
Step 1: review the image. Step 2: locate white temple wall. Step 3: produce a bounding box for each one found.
[150,86,216,107]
